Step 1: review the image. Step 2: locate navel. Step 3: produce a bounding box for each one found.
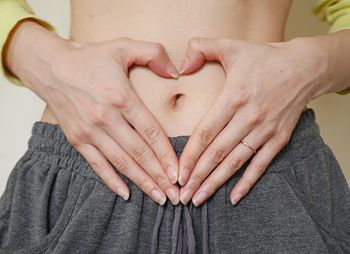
[171,93,185,109]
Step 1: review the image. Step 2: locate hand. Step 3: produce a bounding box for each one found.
[7,22,181,205]
[177,36,329,206]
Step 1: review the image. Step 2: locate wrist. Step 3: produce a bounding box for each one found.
[287,35,334,100]
[5,19,69,87]
[325,29,350,95]
[289,32,350,96]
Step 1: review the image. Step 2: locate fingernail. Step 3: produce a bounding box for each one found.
[117,187,129,201]
[178,167,189,186]
[166,187,179,205]
[231,192,242,206]
[178,57,189,75]
[178,177,184,186]
[151,188,167,206]
[169,72,179,79]
[167,166,178,184]
[167,62,179,79]
[192,191,207,207]
[180,187,193,205]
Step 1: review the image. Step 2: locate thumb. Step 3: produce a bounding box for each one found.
[178,37,234,75]
[115,38,179,79]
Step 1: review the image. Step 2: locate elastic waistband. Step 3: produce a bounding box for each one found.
[23,107,324,253]
[26,107,324,180]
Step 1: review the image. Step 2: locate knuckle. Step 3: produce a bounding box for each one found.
[227,157,244,172]
[210,145,226,163]
[260,122,277,141]
[277,130,290,146]
[197,129,213,147]
[150,42,166,56]
[241,175,255,188]
[77,124,94,141]
[266,121,278,136]
[158,151,170,166]
[139,178,152,192]
[226,96,242,111]
[143,126,161,145]
[233,87,251,105]
[66,132,80,147]
[89,159,103,173]
[188,156,198,170]
[227,96,242,110]
[115,37,133,47]
[110,37,132,54]
[154,174,167,186]
[91,106,109,126]
[191,173,204,185]
[110,154,129,171]
[180,155,197,171]
[254,162,268,175]
[131,146,147,163]
[108,92,129,109]
[205,183,216,194]
[188,37,202,49]
[246,108,262,126]
[207,179,221,193]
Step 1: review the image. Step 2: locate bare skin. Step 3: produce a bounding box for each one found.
[5,0,350,206]
[43,0,293,132]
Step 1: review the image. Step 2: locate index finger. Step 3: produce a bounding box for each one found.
[178,90,240,186]
[120,89,179,184]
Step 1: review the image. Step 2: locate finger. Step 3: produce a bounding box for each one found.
[187,108,276,187]
[95,134,167,206]
[189,143,252,207]
[230,131,290,206]
[50,100,132,201]
[80,70,179,186]
[100,115,180,204]
[96,108,179,185]
[178,89,242,186]
[94,127,180,205]
[182,103,265,186]
[178,37,237,75]
[115,37,179,78]
[188,121,276,206]
[75,143,130,201]
[120,90,180,188]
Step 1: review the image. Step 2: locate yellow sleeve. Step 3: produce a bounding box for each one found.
[0,0,57,87]
[313,0,350,95]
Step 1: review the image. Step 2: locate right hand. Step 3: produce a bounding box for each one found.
[6,22,181,205]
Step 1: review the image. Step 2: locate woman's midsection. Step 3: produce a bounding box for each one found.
[41,0,292,137]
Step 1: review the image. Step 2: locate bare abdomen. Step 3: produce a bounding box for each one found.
[41,0,292,137]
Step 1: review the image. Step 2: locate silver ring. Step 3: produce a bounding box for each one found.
[240,141,257,154]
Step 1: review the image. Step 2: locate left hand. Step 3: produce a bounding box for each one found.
[177,36,330,206]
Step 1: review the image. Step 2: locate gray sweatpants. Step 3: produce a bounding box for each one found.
[0,108,349,253]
